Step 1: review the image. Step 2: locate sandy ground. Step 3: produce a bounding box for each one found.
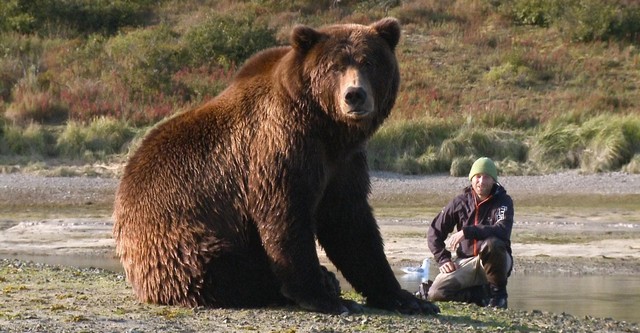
[1,215,638,263]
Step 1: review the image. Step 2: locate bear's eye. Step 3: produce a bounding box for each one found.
[361,59,375,69]
[329,63,345,73]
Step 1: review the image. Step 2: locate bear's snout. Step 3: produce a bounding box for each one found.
[339,68,374,119]
[344,86,367,108]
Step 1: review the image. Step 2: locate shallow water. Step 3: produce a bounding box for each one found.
[508,274,640,323]
[2,254,638,323]
[395,266,640,324]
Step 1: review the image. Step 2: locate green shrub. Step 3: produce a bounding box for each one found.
[579,116,639,173]
[580,125,630,172]
[389,0,460,26]
[622,154,640,174]
[484,49,554,90]
[107,24,188,99]
[55,122,86,158]
[171,66,234,103]
[497,0,640,43]
[497,159,538,176]
[0,50,23,102]
[393,153,425,175]
[439,138,470,162]
[450,156,475,177]
[561,0,618,42]
[442,127,527,163]
[367,119,527,174]
[367,119,455,172]
[1,35,72,124]
[56,117,135,160]
[61,79,124,122]
[5,77,68,125]
[0,122,54,157]
[1,0,156,36]
[528,123,584,172]
[248,0,335,13]
[85,117,135,154]
[0,34,46,99]
[506,0,562,27]
[416,151,448,174]
[0,0,35,33]
[184,12,278,68]
[484,62,518,84]
[530,115,640,173]
[558,0,640,43]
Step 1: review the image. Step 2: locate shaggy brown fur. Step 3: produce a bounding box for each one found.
[113,18,438,315]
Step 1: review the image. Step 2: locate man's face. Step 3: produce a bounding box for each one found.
[471,173,495,199]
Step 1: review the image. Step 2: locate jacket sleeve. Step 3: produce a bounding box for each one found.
[463,195,514,242]
[427,199,459,266]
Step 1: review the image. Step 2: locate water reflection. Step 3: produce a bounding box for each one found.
[2,254,638,324]
[508,274,640,324]
[395,266,640,324]
[1,254,123,273]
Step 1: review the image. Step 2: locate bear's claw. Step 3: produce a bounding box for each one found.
[366,289,440,315]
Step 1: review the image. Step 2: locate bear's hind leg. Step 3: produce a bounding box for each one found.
[202,249,288,308]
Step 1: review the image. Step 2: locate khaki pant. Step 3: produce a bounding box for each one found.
[427,237,512,302]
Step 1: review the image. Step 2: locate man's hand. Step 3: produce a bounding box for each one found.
[447,230,465,251]
[440,230,465,274]
[439,260,457,273]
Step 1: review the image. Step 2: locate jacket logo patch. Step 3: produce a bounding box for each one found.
[496,206,507,222]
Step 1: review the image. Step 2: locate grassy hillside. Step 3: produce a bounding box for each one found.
[1,0,639,175]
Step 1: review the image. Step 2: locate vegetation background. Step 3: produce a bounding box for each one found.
[1,0,639,176]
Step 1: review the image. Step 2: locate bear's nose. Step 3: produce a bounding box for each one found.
[344,86,367,107]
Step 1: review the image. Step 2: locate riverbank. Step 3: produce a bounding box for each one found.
[1,170,639,274]
[1,259,638,333]
[0,170,639,331]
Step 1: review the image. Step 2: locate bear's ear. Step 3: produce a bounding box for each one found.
[372,17,401,51]
[291,25,322,53]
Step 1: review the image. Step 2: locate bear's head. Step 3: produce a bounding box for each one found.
[282,18,401,134]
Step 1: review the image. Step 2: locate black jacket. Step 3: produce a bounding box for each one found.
[427,183,514,266]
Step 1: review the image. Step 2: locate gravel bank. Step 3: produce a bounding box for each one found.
[1,259,638,333]
[370,170,640,196]
[1,169,639,208]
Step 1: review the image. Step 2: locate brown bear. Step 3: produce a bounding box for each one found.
[113,17,439,315]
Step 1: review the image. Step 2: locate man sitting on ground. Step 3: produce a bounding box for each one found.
[423,157,514,308]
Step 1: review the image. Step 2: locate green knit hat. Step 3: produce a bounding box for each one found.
[468,157,498,181]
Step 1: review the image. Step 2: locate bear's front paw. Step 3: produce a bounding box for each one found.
[415,298,440,315]
[319,265,341,298]
[297,297,350,315]
[341,298,364,314]
[367,289,440,315]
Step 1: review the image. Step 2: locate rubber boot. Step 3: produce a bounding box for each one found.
[488,284,508,309]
